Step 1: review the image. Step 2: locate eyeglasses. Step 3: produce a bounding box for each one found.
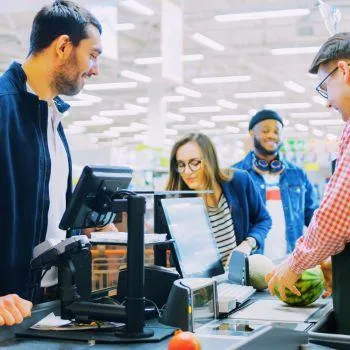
[315,66,339,99]
[176,159,202,173]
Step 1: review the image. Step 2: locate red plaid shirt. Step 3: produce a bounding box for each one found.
[288,121,350,274]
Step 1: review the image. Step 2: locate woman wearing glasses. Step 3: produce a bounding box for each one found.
[166,132,271,265]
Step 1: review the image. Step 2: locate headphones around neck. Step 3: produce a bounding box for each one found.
[252,153,284,174]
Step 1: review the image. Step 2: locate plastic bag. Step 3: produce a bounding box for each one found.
[317,0,341,35]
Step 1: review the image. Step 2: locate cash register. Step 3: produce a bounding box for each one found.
[19,165,176,343]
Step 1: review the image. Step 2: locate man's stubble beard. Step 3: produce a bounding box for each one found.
[51,51,82,96]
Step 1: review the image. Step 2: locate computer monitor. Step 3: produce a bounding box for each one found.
[161,197,224,278]
[59,165,133,230]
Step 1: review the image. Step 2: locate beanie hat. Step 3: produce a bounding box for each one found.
[248,109,284,130]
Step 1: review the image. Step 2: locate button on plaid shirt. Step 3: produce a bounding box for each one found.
[288,121,350,274]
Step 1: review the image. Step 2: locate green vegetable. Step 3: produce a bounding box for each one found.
[274,266,325,307]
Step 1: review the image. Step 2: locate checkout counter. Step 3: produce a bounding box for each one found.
[0,291,335,350]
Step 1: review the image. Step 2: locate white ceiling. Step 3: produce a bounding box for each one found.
[0,0,348,151]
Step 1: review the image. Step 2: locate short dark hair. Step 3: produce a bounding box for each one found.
[29,0,102,55]
[309,32,350,74]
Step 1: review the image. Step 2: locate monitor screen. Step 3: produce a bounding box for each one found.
[59,165,133,230]
[161,197,224,278]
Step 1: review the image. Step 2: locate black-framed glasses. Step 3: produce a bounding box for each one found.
[315,66,339,99]
[176,158,202,173]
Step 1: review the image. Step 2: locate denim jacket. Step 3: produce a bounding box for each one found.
[221,169,272,254]
[234,151,319,253]
[0,62,72,299]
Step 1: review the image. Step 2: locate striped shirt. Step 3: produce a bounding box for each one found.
[208,194,236,264]
[288,121,350,274]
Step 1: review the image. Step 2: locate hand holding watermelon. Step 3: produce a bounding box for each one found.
[273,266,325,306]
[265,260,301,301]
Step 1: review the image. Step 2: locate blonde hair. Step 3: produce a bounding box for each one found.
[166,133,230,194]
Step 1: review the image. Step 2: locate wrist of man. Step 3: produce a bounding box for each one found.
[245,237,257,251]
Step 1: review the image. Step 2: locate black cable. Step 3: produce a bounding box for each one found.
[111,190,136,199]
[144,298,161,318]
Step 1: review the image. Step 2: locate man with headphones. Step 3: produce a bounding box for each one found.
[234,109,319,260]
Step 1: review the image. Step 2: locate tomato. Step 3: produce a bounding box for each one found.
[168,330,202,350]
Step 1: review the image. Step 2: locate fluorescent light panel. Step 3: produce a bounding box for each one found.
[130,122,147,130]
[234,91,284,99]
[100,109,139,117]
[289,112,331,119]
[65,100,93,107]
[164,95,185,102]
[120,70,151,83]
[312,129,324,137]
[165,128,178,135]
[264,103,311,110]
[217,99,237,109]
[294,123,309,132]
[173,124,202,130]
[215,8,310,22]
[75,93,102,103]
[65,125,86,134]
[119,0,154,16]
[309,119,345,126]
[116,23,135,31]
[192,76,251,84]
[134,54,204,65]
[225,126,240,133]
[137,96,185,104]
[211,114,250,122]
[284,81,306,93]
[271,46,320,55]
[73,116,113,127]
[191,32,225,51]
[175,86,202,98]
[179,106,222,113]
[124,103,147,113]
[84,82,137,90]
[167,112,186,122]
[182,54,204,62]
[199,119,215,128]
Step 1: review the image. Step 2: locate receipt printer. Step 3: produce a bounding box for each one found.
[160,278,217,332]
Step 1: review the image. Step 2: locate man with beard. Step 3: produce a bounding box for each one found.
[233,110,319,261]
[0,1,105,326]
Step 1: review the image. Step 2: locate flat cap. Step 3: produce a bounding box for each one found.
[309,32,350,74]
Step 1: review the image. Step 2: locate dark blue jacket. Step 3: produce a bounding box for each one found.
[0,62,72,300]
[221,169,272,253]
[234,151,319,253]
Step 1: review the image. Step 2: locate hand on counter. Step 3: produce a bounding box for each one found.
[320,258,332,298]
[265,261,301,301]
[0,294,32,326]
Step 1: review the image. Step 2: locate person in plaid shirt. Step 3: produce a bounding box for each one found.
[266,32,350,301]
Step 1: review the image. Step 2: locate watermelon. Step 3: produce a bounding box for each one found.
[248,254,275,291]
[274,266,325,306]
